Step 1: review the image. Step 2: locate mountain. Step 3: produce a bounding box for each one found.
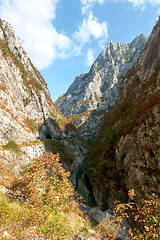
[0,19,65,142]
[0,18,159,239]
[0,19,86,179]
[56,34,147,140]
[0,20,124,240]
[84,18,160,208]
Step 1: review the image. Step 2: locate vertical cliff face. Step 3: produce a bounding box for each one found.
[0,20,86,179]
[56,34,147,140]
[84,19,160,208]
[0,19,68,143]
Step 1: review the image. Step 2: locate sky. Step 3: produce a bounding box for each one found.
[0,0,160,101]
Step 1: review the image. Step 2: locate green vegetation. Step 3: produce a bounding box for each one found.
[117,49,135,63]
[117,74,124,80]
[115,189,160,240]
[0,27,49,99]
[135,77,140,82]
[3,140,20,153]
[0,191,36,239]
[0,153,122,239]
[44,139,74,165]
[94,94,101,101]
[85,59,160,208]
[0,153,84,239]
[22,98,31,107]
[78,72,88,78]
[94,66,102,72]
[153,59,160,79]
[0,39,10,56]
[68,110,91,126]
[23,118,38,133]
[68,112,89,125]
[142,176,151,184]
[48,105,72,132]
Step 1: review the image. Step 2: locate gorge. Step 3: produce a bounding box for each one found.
[0,16,159,240]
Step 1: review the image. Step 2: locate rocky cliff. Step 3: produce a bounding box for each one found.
[0,19,64,142]
[84,18,160,208]
[56,34,147,140]
[0,20,86,179]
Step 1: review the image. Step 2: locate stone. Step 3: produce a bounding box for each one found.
[0,19,86,185]
[56,34,147,141]
[84,18,160,207]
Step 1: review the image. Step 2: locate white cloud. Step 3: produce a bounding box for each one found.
[153,0,160,3]
[1,0,159,70]
[0,0,72,69]
[81,0,105,14]
[0,0,107,69]
[144,0,160,4]
[127,0,145,7]
[86,49,94,66]
[73,11,108,48]
[125,0,160,8]
[89,0,160,9]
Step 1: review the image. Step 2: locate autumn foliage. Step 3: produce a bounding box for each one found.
[115,189,160,240]
[0,153,85,239]
[18,152,84,238]
[85,59,160,208]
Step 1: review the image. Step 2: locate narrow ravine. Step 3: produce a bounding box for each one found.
[76,163,97,207]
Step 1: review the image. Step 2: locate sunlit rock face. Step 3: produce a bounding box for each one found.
[0,20,55,143]
[0,20,86,179]
[84,19,160,208]
[56,34,147,140]
[0,20,75,142]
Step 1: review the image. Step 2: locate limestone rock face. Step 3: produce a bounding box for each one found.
[0,20,86,175]
[85,19,160,207]
[56,34,147,140]
[0,20,79,142]
[0,20,62,143]
[0,141,46,174]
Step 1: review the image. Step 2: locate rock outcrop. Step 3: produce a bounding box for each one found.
[84,18,160,208]
[56,34,147,140]
[0,19,63,143]
[0,20,86,179]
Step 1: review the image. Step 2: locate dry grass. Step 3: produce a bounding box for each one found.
[0,152,122,239]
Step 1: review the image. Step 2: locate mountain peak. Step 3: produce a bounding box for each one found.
[129,33,147,48]
[56,34,147,140]
[0,20,27,64]
[85,18,160,208]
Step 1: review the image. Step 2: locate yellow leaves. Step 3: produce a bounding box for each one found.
[128,189,136,200]
[144,226,149,231]
[19,152,80,219]
[115,189,160,240]
[1,151,122,239]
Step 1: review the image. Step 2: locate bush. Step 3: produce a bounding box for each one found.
[115,189,160,240]
[44,140,74,165]
[23,118,38,133]
[2,153,84,239]
[3,140,20,153]
[0,152,124,239]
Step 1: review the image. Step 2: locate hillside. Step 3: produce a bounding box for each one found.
[56,34,147,141]
[0,20,68,142]
[0,19,87,186]
[0,19,97,239]
[0,20,131,240]
[84,17,160,209]
[0,17,159,240]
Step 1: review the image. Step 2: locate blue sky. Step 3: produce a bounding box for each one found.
[0,0,160,101]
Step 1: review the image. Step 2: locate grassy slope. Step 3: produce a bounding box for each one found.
[0,152,121,240]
